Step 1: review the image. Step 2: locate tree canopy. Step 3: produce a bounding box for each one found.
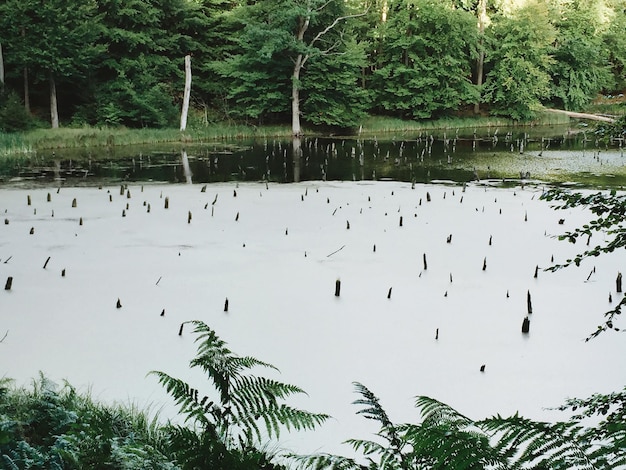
[0,0,625,130]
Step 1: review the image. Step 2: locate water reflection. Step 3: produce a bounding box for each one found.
[1,125,624,188]
[181,149,192,184]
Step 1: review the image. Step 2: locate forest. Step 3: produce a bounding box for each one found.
[0,0,625,134]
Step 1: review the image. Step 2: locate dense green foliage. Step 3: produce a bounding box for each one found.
[1,0,626,131]
[0,375,176,469]
[294,382,626,469]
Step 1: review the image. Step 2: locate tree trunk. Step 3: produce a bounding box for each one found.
[50,74,59,128]
[180,54,192,131]
[292,54,304,137]
[0,42,4,88]
[23,67,30,113]
[474,0,487,115]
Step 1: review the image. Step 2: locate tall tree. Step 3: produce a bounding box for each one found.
[548,0,613,110]
[482,0,556,120]
[369,0,479,120]
[216,0,368,133]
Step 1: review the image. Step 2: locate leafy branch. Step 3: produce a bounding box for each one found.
[540,188,626,340]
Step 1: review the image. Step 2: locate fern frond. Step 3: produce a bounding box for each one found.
[480,414,595,469]
[350,382,407,467]
[401,421,508,469]
[148,371,213,428]
[414,395,473,428]
[288,453,365,470]
[345,438,389,456]
[351,382,394,430]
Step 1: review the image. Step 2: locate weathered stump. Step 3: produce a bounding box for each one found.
[5,277,13,290]
[335,279,341,297]
[522,317,530,333]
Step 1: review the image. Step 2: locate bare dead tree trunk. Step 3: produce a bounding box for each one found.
[50,73,59,128]
[0,42,4,88]
[292,54,304,137]
[474,0,487,115]
[180,55,192,131]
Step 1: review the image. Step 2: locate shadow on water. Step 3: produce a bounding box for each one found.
[1,125,625,188]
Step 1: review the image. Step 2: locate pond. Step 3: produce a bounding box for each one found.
[1,124,625,188]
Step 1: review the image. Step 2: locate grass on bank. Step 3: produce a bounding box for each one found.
[0,112,571,158]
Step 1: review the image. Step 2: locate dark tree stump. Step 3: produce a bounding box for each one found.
[43,257,51,269]
[534,265,539,278]
[335,279,341,297]
[387,287,392,299]
[522,317,530,333]
[27,195,31,206]
[178,323,184,336]
[72,198,77,208]
[426,192,431,202]
[116,298,122,309]
[423,253,428,271]
[399,216,403,227]
[617,272,622,293]
[5,277,13,290]
[224,298,229,312]
[29,227,34,235]
[480,364,486,372]
[482,257,487,271]
[164,197,169,209]
[160,309,165,317]
[188,211,192,224]
[527,290,533,314]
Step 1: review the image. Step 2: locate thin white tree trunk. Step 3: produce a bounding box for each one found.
[180,55,192,131]
[0,42,4,86]
[292,54,303,137]
[50,74,59,128]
